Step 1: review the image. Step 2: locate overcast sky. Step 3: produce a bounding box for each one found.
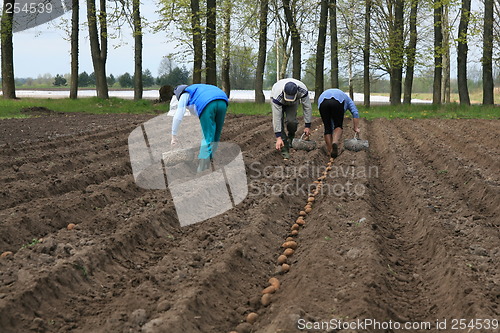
[6,1,179,78]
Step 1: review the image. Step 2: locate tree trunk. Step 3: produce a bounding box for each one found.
[255,0,268,103]
[70,0,79,99]
[87,0,109,99]
[363,0,371,107]
[389,0,404,105]
[441,4,450,104]
[283,0,301,80]
[191,0,202,84]
[403,0,418,104]
[205,0,217,85]
[433,0,443,105]
[133,0,143,100]
[315,0,329,103]
[1,0,16,99]
[457,0,471,105]
[482,0,494,105]
[221,0,231,97]
[329,0,339,88]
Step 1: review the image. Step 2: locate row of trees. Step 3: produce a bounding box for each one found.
[1,0,498,105]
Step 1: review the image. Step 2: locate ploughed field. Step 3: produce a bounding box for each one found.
[0,111,499,333]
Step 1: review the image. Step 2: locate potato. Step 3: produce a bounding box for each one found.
[283,248,295,256]
[281,241,297,249]
[307,197,315,203]
[291,224,300,231]
[299,211,306,216]
[286,237,294,242]
[305,204,312,210]
[1,251,13,258]
[296,216,304,223]
[291,230,299,236]
[281,264,290,273]
[246,312,258,324]
[67,223,76,230]
[261,293,272,306]
[305,207,312,213]
[277,255,287,264]
[296,219,305,226]
[269,277,280,289]
[262,285,276,294]
[330,157,334,162]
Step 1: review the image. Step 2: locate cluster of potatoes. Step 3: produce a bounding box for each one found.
[230,157,335,332]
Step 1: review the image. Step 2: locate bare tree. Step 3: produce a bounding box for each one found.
[221,0,231,96]
[133,0,143,100]
[70,0,79,99]
[483,0,494,104]
[330,0,339,88]
[255,0,269,103]
[403,0,418,104]
[433,0,443,105]
[363,0,371,107]
[441,4,450,104]
[389,0,404,105]
[283,0,301,79]
[87,0,109,99]
[457,0,471,105]
[205,0,217,85]
[315,0,329,103]
[191,0,203,83]
[1,0,16,99]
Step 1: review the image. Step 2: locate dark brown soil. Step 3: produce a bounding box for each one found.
[0,112,498,333]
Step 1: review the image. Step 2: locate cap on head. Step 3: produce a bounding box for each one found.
[174,84,188,100]
[283,82,298,102]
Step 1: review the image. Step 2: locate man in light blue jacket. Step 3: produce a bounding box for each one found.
[172,84,229,172]
[318,89,360,158]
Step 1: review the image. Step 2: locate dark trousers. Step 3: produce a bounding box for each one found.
[281,104,299,142]
[319,98,344,135]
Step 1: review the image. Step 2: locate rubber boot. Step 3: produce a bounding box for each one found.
[281,137,290,159]
[197,158,211,173]
[288,133,295,150]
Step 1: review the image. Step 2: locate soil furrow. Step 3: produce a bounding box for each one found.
[0,114,498,333]
[365,119,498,327]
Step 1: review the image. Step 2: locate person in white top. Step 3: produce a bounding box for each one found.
[270,78,313,159]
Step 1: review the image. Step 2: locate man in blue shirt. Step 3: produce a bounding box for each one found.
[318,89,360,158]
[172,84,229,172]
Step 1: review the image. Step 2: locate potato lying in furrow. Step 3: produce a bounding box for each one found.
[281,241,297,249]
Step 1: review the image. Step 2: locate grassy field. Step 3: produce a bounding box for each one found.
[228,101,500,120]
[0,96,498,120]
[0,97,163,119]
[376,89,500,105]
